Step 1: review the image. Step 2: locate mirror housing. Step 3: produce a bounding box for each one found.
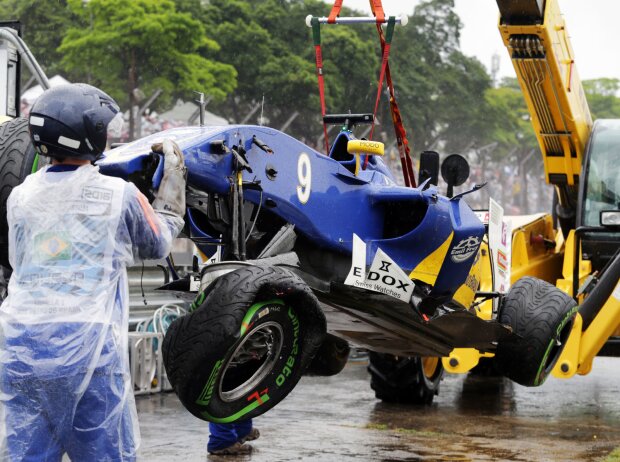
[418,150,439,187]
[440,154,470,198]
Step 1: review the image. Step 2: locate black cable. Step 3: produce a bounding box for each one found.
[238,175,246,260]
[140,261,147,306]
[245,190,263,243]
[166,254,179,281]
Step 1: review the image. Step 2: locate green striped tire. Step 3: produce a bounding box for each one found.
[162,265,326,423]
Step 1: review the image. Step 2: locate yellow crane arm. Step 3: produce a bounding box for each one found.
[496,0,593,231]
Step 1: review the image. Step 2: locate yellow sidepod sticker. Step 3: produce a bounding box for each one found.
[452,251,482,310]
[409,232,454,285]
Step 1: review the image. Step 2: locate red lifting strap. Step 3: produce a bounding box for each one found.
[327,0,343,23]
[369,0,385,23]
[314,44,330,153]
[319,0,416,187]
[365,18,416,187]
[328,0,385,24]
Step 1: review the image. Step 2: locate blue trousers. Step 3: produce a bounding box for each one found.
[1,324,137,461]
[208,420,253,452]
[2,371,137,461]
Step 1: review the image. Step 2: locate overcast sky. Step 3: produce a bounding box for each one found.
[331,0,618,81]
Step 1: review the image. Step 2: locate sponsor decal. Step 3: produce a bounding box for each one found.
[344,234,415,302]
[21,272,84,285]
[258,307,270,319]
[488,198,512,294]
[82,186,113,203]
[206,246,221,265]
[497,249,509,272]
[450,236,480,263]
[276,307,300,387]
[195,359,223,406]
[464,273,479,292]
[474,210,489,225]
[35,232,72,262]
[247,388,269,405]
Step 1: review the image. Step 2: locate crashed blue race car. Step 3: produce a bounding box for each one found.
[0,112,577,424]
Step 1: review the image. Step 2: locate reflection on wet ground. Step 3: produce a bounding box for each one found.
[138,357,620,461]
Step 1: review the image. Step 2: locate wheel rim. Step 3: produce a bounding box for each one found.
[219,321,284,402]
[422,357,440,379]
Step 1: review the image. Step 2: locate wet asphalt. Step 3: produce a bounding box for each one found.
[137,356,620,461]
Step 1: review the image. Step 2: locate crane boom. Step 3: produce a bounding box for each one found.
[496,0,592,233]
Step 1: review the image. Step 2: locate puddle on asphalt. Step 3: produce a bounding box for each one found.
[138,357,620,461]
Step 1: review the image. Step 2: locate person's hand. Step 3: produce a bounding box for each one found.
[151,139,187,217]
[151,139,185,172]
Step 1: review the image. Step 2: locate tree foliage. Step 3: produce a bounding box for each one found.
[2,0,79,77]
[386,0,494,153]
[583,78,620,120]
[184,0,379,140]
[59,0,236,135]
[3,0,620,162]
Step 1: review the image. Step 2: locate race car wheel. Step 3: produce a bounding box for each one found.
[494,277,578,387]
[368,353,444,405]
[162,265,326,423]
[304,333,350,376]
[0,117,47,270]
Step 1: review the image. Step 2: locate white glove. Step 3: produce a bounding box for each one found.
[151,139,187,218]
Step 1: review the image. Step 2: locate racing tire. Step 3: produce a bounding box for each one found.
[162,265,326,423]
[494,277,578,387]
[368,353,443,405]
[304,333,350,376]
[0,117,44,270]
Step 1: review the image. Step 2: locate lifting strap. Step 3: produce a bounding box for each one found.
[314,0,416,187]
[368,16,395,143]
[366,6,416,187]
[311,17,330,154]
[328,0,385,23]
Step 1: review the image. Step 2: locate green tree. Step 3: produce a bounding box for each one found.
[387,0,494,153]
[583,78,620,120]
[482,77,537,156]
[194,0,379,143]
[0,0,80,78]
[59,0,236,138]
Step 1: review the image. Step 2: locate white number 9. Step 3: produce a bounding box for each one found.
[296,153,311,204]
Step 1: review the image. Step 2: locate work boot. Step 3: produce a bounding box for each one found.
[208,442,252,455]
[238,427,260,444]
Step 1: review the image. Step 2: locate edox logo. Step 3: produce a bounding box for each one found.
[450,236,480,263]
[345,234,415,303]
[365,260,412,293]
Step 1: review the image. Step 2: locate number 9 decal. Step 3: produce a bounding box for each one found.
[296,152,311,204]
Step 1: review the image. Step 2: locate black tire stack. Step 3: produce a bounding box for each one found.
[0,117,39,270]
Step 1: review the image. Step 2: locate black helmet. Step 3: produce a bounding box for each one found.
[28,83,121,161]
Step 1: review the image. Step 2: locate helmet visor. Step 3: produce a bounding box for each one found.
[107,112,124,140]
